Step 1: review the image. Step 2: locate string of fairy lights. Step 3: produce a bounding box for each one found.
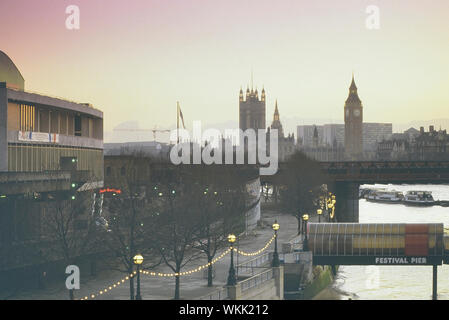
[80,235,276,300]
[234,234,276,256]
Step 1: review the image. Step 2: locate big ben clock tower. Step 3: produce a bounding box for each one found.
[344,74,363,160]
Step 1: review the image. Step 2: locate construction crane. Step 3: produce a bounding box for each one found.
[114,102,186,142]
[113,126,171,141]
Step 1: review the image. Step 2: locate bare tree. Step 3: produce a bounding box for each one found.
[189,166,248,287]
[149,166,206,300]
[43,190,98,300]
[279,152,328,234]
[101,153,161,300]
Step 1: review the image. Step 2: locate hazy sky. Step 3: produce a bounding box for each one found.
[1,0,448,136]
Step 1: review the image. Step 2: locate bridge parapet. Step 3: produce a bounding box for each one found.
[321,161,449,183]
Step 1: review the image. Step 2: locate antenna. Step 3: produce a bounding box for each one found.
[251,68,254,91]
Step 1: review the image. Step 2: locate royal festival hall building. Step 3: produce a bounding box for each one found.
[0,50,104,290]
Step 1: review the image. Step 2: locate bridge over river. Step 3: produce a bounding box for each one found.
[262,160,449,222]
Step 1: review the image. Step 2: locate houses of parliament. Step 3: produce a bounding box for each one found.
[238,86,295,162]
[238,75,391,162]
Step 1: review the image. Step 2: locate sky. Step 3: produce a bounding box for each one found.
[1,0,449,140]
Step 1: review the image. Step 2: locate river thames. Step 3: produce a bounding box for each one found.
[322,184,449,300]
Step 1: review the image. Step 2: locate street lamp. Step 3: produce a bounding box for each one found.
[133,254,144,300]
[272,221,280,267]
[302,214,309,251]
[328,202,334,222]
[317,209,322,223]
[227,234,237,286]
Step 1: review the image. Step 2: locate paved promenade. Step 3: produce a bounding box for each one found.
[10,208,300,300]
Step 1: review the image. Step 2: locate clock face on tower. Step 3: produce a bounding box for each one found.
[353,109,361,117]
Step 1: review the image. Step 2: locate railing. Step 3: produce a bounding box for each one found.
[279,252,302,263]
[0,171,71,183]
[198,287,228,300]
[236,252,271,275]
[240,268,273,293]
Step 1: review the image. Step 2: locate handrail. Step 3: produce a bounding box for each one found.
[236,252,270,275]
[197,287,228,300]
[240,268,273,292]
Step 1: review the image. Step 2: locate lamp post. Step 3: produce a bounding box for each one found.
[133,254,144,300]
[302,214,309,251]
[272,221,280,267]
[328,203,334,222]
[331,198,336,222]
[227,234,237,286]
[317,209,323,223]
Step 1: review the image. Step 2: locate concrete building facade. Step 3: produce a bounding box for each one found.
[0,50,104,288]
[0,51,103,179]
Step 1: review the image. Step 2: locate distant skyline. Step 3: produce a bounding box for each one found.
[1,0,449,135]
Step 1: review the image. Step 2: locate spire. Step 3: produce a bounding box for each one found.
[274,100,279,120]
[350,73,357,91]
[251,69,254,92]
[346,73,361,104]
[270,99,284,138]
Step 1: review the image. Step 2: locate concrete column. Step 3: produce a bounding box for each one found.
[335,182,360,222]
[0,84,8,171]
[273,266,284,300]
[227,283,242,300]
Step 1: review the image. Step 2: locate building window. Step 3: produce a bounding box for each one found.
[75,115,82,136]
[20,104,35,131]
[121,166,126,176]
[106,166,112,176]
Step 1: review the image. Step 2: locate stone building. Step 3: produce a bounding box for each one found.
[239,86,266,132]
[377,126,449,161]
[344,75,363,160]
[268,100,296,162]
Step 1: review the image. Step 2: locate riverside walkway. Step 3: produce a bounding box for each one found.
[9,209,300,300]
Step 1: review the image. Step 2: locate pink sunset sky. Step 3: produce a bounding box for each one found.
[1,0,449,138]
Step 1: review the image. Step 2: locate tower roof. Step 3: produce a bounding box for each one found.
[271,100,284,137]
[345,73,361,105]
[350,73,357,90]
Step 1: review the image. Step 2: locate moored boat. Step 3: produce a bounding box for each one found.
[404,191,435,206]
[366,189,404,203]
